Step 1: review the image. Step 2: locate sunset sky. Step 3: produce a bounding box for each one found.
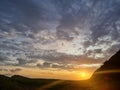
[0,0,120,80]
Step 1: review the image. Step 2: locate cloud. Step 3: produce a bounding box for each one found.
[0,0,45,32]
[106,43,120,55]
[0,0,120,72]
[0,68,8,71]
[0,53,9,61]
[0,47,110,67]
[17,58,28,65]
[0,68,22,73]
[37,62,52,68]
[10,68,22,73]
[16,57,37,66]
[36,61,102,72]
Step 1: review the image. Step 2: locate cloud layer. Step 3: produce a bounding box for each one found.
[0,0,120,72]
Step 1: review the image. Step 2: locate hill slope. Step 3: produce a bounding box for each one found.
[0,75,62,90]
[92,50,120,80]
[90,50,120,90]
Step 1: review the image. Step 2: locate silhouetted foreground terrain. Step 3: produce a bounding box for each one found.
[0,50,120,90]
[0,75,93,90]
[90,50,120,90]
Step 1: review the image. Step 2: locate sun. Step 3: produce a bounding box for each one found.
[79,71,90,80]
[81,72,87,77]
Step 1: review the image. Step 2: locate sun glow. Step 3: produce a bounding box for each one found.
[79,71,90,80]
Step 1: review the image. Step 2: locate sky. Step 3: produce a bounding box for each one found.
[0,0,120,80]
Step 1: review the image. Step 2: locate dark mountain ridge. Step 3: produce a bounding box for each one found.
[90,50,120,90]
[96,50,120,71]
[91,50,120,81]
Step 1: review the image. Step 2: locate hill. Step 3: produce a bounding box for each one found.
[0,75,93,90]
[91,50,120,80]
[91,50,120,90]
[0,75,62,90]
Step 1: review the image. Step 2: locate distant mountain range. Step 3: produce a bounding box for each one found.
[0,50,120,90]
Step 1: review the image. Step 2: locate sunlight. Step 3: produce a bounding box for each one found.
[79,71,90,80]
[81,72,87,77]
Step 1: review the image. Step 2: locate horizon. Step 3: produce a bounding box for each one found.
[0,0,120,80]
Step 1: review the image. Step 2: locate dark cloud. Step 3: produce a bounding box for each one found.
[17,58,28,65]
[0,0,56,47]
[37,61,69,70]
[16,58,36,66]
[90,0,120,43]
[0,0,45,32]
[36,61,101,71]
[51,64,75,70]
[0,0,120,42]
[0,68,8,71]
[35,50,104,64]
[0,53,9,61]
[10,68,22,73]
[94,49,102,54]
[37,62,52,68]
[0,68,22,73]
[82,41,92,48]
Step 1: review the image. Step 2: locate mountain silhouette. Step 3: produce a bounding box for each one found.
[96,50,120,71]
[91,50,120,80]
[90,50,120,90]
